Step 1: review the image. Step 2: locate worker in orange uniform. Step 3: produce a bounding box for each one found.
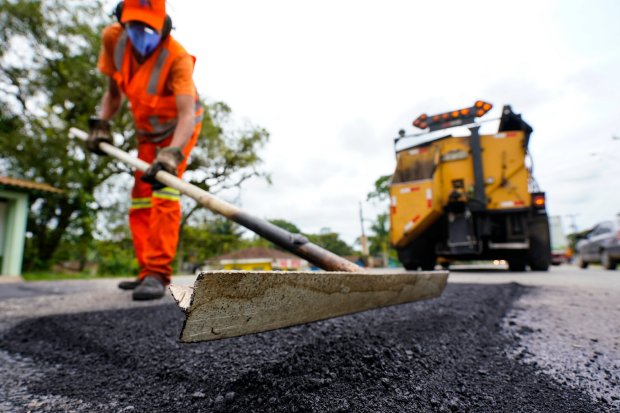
[86,0,203,300]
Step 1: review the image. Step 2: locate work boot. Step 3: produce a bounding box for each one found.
[132,276,166,301]
[118,278,141,290]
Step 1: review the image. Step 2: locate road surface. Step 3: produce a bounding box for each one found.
[0,265,618,412]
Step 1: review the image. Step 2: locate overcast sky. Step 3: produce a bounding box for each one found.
[109,0,620,243]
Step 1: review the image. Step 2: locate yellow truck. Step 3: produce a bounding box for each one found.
[389,101,551,271]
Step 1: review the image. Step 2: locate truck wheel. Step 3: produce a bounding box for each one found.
[402,261,421,271]
[506,251,527,272]
[601,250,617,270]
[529,237,550,271]
[397,237,436,271]
[528,215,551,271]
[398,247,422,271]
[507,257,527,272]
[420,255,437,271]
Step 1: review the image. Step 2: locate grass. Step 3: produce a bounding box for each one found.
[22,271,133,282]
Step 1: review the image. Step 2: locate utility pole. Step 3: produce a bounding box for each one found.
[359,202,371,266]
[565,213,579,234]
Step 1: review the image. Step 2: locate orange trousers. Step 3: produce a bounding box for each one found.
[129,124,200,284]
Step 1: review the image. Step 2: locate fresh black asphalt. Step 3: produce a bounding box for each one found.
[0,283,612,412]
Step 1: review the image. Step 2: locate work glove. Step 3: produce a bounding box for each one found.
[141,147,185,190]
[86,117,113,156]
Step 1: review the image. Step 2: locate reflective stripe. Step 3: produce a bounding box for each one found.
[136,108,203,142]
[153,187,181,201]
[136,116,178,143]
[132,197,152,203]
[129,44,203,142]
[114,31,128,71]
[153,193,181,201]
[156,187,180,196]
[131,197,152,209]
[147,48,170,95]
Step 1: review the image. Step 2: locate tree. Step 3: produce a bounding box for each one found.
[0,0,270,273]
[0,0,132,270]
[268,219,302,234]
[306,228,354,257]
[178,216,246,271]
[243,219,302,250]
[366,174,395,265]
[180,101,270,228]
[175,101,270,270]
[243,220,355,259]
[368,213,390,256]
[366,174,392,203]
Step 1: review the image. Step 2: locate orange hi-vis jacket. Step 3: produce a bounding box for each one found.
[109,29,203,142]
[102,26,204,282]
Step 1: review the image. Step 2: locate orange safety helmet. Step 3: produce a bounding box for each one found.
[120,0,166,31]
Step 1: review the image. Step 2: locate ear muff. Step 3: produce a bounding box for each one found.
[161,15,172,40]
[113,0,172,38]
[114,1,124,25]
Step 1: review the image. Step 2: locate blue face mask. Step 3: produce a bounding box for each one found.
[126,23,161,57]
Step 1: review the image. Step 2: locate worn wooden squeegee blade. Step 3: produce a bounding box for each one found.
[170,270,449,343]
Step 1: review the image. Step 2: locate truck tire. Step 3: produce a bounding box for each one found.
[420,255,438,271]
[397,237,437,271]
[529,235,550,271]
[601,250,617,270]
[507,254,527,272]
[528,213,551,271]
[397,246,421,271]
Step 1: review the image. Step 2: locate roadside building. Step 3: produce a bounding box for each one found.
[0,176,63,277]
[209,247,310,271]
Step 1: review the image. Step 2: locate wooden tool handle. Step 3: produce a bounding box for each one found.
[69,128,364,272]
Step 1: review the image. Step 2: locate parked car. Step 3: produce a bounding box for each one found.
[575,219,620,270]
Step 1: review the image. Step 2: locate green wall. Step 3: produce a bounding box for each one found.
[0,190,28,276]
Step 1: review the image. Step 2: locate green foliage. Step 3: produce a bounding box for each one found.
[566,228,592,252]
[180,102,270,228]
[306,228,354,257]
[268,219,301,234]
[366,174,397,263]
[243,220,355,259]
[178,216,246,268]
[187,102,270,193]
[366,174,392,203]
[175,101,270,269]
[366,212,397,262]
[22,271,97,281]
[0,0,132,270]
[245,219,302,250]
[0,1,271,274]
[368,213,388,255]
[94,239,139,276]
